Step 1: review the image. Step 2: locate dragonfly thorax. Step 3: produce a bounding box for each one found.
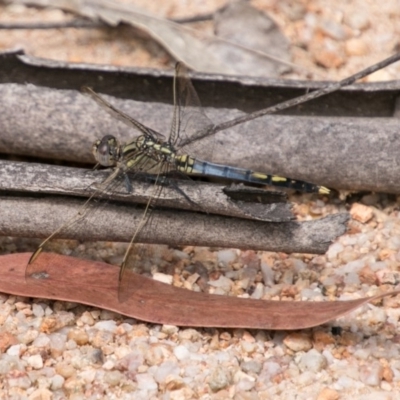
[134,136,176,162]
[92,134,122,167]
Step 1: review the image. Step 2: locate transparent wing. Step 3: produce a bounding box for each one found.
[169,63,215,155]
[30,71,220,301]
[25,152,168,284]
[26,175,126,281]
[82,87,166,142]
[28,81,203,303]
[117,65,220,300]
[117,165,169,302]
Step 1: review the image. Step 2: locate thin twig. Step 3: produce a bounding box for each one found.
[184,52,400,145]
[0,19,104,29]
[171,13,214,24]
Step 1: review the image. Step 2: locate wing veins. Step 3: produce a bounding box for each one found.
[82,86,165,141]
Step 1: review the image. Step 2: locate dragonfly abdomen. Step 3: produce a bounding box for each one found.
[177,157,329,194]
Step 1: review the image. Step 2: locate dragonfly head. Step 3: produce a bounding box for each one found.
[93,135,121,167]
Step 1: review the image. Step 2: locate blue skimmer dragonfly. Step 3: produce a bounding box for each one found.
[27,63,329,301]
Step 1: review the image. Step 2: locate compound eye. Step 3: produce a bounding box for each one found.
[93,135,118,167]
[98,141,109,156]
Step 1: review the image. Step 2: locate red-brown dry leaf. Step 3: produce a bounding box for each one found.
[1,253,399,330]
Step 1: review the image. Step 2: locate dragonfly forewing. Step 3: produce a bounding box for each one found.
[82,86,166,142]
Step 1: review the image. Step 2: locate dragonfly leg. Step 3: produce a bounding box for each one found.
[166,178,205,212]
[91,166,122,191]
[123,172,133,193]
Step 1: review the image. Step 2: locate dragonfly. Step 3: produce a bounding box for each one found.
[26,62,329,301]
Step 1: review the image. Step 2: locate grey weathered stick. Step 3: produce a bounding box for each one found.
[0,195,348,254]
[0,161,294,222]
[1,84,400,192]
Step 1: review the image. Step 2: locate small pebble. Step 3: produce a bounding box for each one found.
[153,272,173,285]
[67,328,89,345]
[153,360,180,385]
[382,365,394,382]
[208,366,232,392]
[90,329,114,348]
[55,362,76,379]
[32,334,50,348]
[344,12,370,30]
[350,203,374,223]
[136,373,158,391]
[104,370,124,386]
[145,343,172,366]
[63,377,85,394]
[28,388,53,400]
[49,333,67,357]
[161,325,179,335]
[208,275,233,292]
[311,43,346,68]
[283,333,313,352]
[32,303,45,318]
[241,360,262,375]
[18,329,39,345]
[326,242,344,261]
[319,19,347,40]
[345,38,369,56]
[173,345,190,360]
[8,371,31,389]
[260,361,281,381]
[217,249,237,266]
[79,311,95,326]
[313,331,335,347]
[94,320,117,332]
[359,363,383,386]
[298,349,327,373]
[27,354,43,369]
[261,262,275,286]
[99,309,117,320]
[80,369,96,384]
[241,340,256,354]
[102,360,115,370]
[317,387,339,400]
[234,371,256,392]
[7,344,22,357]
